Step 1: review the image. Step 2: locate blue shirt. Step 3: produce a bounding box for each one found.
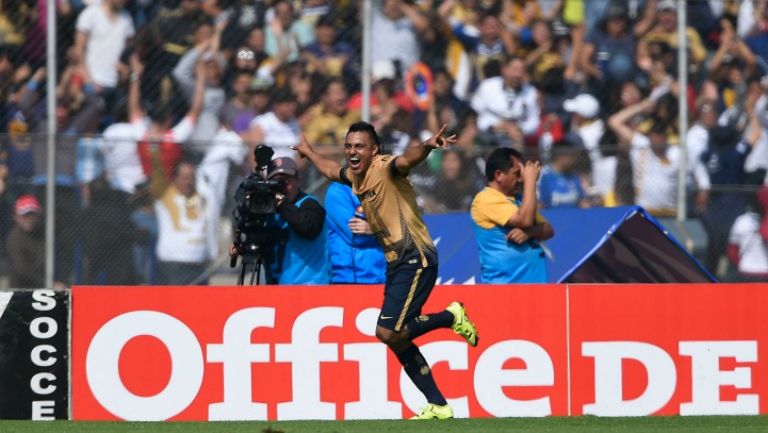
[470,187,548,283]
[270,195,331,284]
[325,182,386,284]
[701,141,751,186]
[585,30,637,80]
[538,165,584,208]
[747,33,768,66]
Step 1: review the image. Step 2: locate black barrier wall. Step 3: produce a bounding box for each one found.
[0,289,69,420]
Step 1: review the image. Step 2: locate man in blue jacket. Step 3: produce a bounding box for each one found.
[325,182,386,284]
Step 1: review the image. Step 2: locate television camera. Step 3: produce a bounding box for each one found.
[230,144,285,285]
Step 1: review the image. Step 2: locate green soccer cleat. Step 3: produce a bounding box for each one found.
[410,403,454,420]
[446,301,478,347]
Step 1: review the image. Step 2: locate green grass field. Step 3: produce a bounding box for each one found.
[2,417,768,433]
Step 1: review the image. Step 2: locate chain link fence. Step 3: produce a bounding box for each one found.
[2,0,768,286]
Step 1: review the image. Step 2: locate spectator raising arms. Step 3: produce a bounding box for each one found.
[129,53,205,196]
[608,89,686,217]
[172,19,228,154]
[4,0,768,285]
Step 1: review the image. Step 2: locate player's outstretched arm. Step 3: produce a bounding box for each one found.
[394,124,456,175]
[293,135,343,182]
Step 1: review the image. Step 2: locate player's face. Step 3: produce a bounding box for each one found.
[344,131,379,176]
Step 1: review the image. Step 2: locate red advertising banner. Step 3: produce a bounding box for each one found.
[569,284,768,417]
[71,284,569,421]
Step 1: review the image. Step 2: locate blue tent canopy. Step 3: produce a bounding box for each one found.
[423,206,715,284]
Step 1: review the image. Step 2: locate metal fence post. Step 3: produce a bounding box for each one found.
[45,0,58,288]
[676,0,689,222]
[361,0,373,123]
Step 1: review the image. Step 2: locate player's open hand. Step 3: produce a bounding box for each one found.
[506,228,530,244]
[423,124,457,149]
[292,135,313,158]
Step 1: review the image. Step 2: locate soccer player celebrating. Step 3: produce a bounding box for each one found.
[294,121,478,419]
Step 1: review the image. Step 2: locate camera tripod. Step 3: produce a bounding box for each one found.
[232,243,267,285]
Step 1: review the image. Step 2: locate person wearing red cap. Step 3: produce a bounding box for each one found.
[5,195,44,288]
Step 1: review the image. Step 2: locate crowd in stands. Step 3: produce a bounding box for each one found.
[2,0,768,284]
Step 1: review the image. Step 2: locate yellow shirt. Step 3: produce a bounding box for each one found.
[642,27,707,64]
[471,187,547,230]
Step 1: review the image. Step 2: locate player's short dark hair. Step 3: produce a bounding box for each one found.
[484,148,523,182]
[346,121,380,146]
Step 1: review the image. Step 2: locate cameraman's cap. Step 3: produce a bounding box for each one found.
[268,157,298,178]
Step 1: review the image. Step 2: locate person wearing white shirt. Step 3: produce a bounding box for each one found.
[728,195,768,281]
[172,25,227,154]
[371,0,428,71]
[746,92,768,183]
[471,56,540,148]
[198,125,247,255]
[687,100,717,175]
[155,161,216,285]
[609,96,683,216]
[74,0,135,89]
[627,126,681,215]
[685,99,717,211]
[244,88,301,162]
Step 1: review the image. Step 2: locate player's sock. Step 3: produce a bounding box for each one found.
[404,311,454,339]
[396,344,447,406]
